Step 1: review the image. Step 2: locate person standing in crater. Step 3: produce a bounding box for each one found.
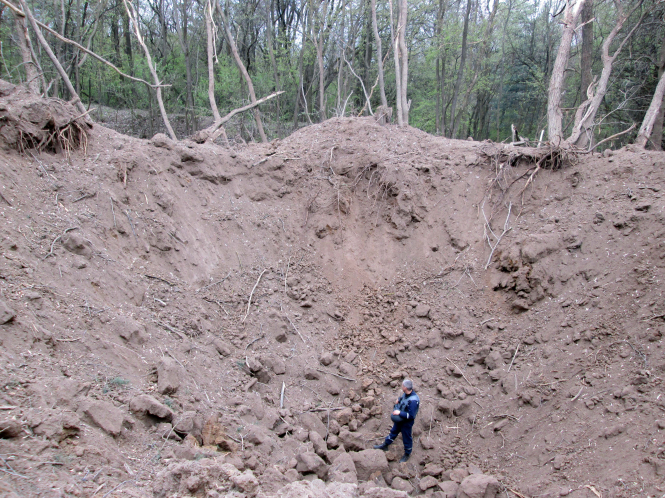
[374,378,420,462]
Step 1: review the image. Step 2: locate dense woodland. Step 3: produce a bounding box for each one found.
[1,0,664,148]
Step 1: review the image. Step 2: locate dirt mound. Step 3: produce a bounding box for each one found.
[0,91,664,498]
[0,80,90,154]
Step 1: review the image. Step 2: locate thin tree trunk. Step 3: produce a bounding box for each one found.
[637,67,665,148]
[389,0,403,126]
[370,0,387,108]
[313,0,328,122]
[568,1,643,148]
[13,13,40,93]
[19,0,87,116]
[579,0,593,102]
[218,2,268,142]
[398,0,409,125]
[547,0,587,144]
[449,0,471,137]
[122,0,176,139]
[206,0,221,123]
[649,33,665,150]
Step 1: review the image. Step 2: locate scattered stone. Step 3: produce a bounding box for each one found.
[213,339,231,356]
[485,351,504,370]
[61,232,92,257]
[350,449,388,481]
[339,362,357,378]
[231,470,260,496]
[420,475,439,491]
[329,452,358,484]
[0,300,15,324]
[338,429,365,451]
[304,368,320,380]
[173,411,203,437]
[309,430,328,459]
[157,357,185,395]
[601,424,626,438]
[335,407,354,426]
[82,399,125,437]
[200,415,238,451]
[300,412,328,439]
[449,467,470,483]
[129,395,174,421]
[391,476,413,492]
[320,352,334,366]
[415,304,431,318]
[274,331,288,343]
[295,452,328,479]
[457,474,501,498]
[438,480,460,498]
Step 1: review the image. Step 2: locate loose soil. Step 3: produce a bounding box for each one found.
[0,83,664,498]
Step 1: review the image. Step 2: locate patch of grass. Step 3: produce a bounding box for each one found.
[164,398,173,408]
[109,377,130,386]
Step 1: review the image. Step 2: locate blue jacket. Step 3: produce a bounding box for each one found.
[395,390,420,422]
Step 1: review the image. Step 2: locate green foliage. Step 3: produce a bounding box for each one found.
[2,0,661,146]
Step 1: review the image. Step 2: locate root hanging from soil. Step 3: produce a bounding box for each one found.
[0,81,91,156]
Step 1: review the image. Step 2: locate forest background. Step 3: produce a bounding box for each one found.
[1,0,664,149]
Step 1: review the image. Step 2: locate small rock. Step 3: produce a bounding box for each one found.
[274,331,288,343]
[335,407,354,426]
[83,400,125,437]
[338,429,364,451]
[213,339,231,356]
[157,357,185,395]
[329,452,357,484]
[457,474,501,498]
[129,394,174,421]
[319,352,334,366]
[420,475,439,491]
[304,369,320,380]
[391,476,412,492]
[338,362,356,378]
[438,480,460,498]
[295,452,328,479]
[350,449,388,481]
[231,470,260,496]
[449,467,470,483]
[0,300,16,324]
[415,304,431,318]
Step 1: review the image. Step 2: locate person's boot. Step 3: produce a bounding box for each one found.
[399,453,410,463]
[373,443,389,451]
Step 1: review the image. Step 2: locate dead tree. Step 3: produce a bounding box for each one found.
[123,0,176,140]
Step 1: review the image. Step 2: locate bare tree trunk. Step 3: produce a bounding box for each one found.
[389,0,403,126]
[579,0,593,103]
[122,0,176,139]
[637,69,665,148]
[218,2,268,142]
[13,13,40,93]
[18,0,87,116]
[449,0,471,137]
[547,0,587,144]
[206,0,221,123]
[649,33,665,150]
[370,0,387,108]
[313,0,329,122]
[398,0,409,125]
[568,1,643,148]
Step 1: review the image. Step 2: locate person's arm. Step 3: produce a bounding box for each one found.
[399,397,418,420]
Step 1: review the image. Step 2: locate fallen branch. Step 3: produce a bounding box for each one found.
[194,92,284,143]
[242,268,267,322]
[244,333,265,351]
[156,321,187,341]
[316,368,356,382]
[507,342,520,372]
[445,357,475,387]
[588,123,636,152]
[285,311,306,343]
[197,271,232,292]
[280,382,285,409]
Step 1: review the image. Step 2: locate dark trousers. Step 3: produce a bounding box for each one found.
[384,421,414,455]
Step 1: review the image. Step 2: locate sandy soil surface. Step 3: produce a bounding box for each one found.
[0,81,664,498]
